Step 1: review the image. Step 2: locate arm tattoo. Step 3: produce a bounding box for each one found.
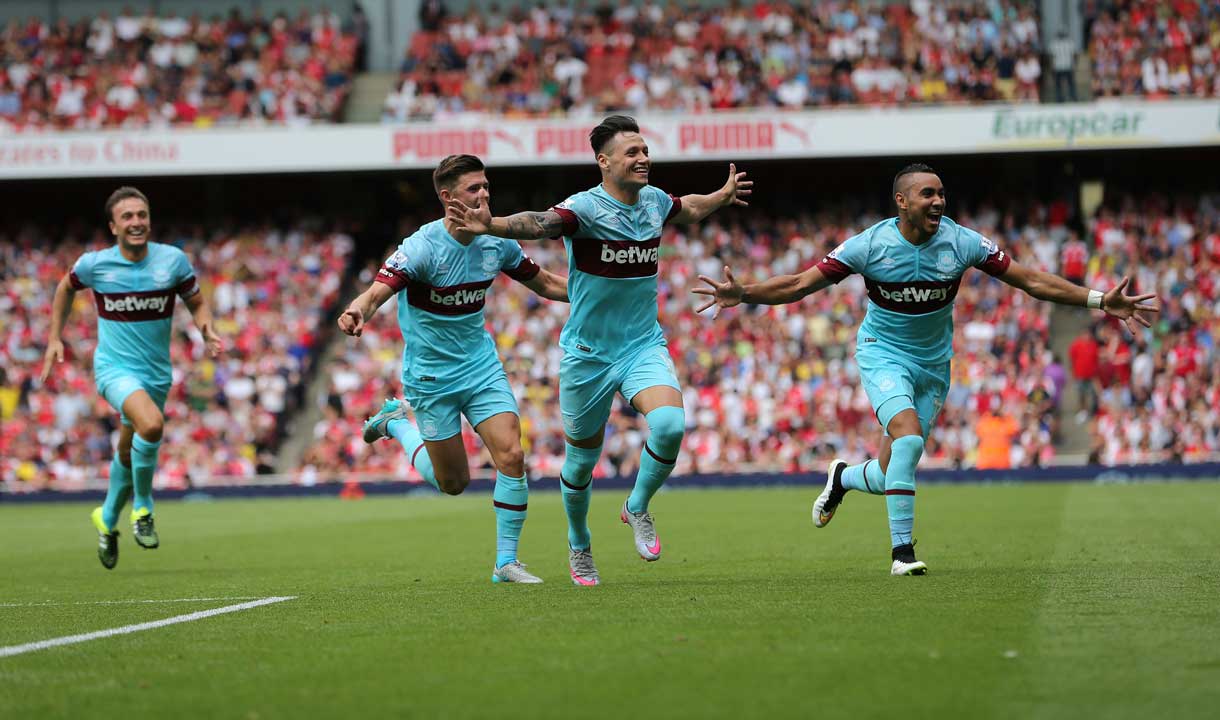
[505,211,563,239]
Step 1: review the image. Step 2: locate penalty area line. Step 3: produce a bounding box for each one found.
[0,595,297,659]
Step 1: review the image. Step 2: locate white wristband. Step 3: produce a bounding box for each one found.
[1087,289,1104,310]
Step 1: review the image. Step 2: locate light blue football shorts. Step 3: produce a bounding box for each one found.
[559,343,681,441]
[403,366,519,442]
[856,343,950,440]
[96,370,170,427]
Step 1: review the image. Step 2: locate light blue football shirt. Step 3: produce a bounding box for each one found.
[69,242,199,386]
[376,219,540,394]
[550,184,680,362]
[815,216,1011,364]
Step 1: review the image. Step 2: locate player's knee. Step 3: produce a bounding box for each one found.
[437,474,469,495]
[136,414,164,442]
[644,406,685,458]
[495,446,525,478]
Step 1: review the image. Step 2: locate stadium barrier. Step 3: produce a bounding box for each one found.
[3,100,1218,179]
[4,462,1217,503]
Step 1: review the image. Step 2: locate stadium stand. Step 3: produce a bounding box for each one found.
[0,223,353,491]
[0,6,359,131]
[1086,0,1220,99]
[383,0,1044,121]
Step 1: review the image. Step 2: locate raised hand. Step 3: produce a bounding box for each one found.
[337,307,365,337]
[1102,276,1159,335]
[445,197,492,235]
[691,265,745,318]
[40,338,64,383]
[721,163,753,207]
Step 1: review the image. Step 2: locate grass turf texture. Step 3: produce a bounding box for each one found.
[1,483,1218,719]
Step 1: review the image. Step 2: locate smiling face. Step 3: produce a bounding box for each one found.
[895,171,945,237]
[597,131,650,191]
[109,197,151,250]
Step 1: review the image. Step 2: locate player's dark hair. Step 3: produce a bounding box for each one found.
[104,186,150,222]
[433,154,485,195]
[893,163,937,195]
[590,115,640,155]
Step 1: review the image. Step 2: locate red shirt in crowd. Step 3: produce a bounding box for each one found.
[1068,333,1100,380]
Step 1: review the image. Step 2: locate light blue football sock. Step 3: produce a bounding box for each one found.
[389,418,438,491]
[626,406,685,514]
[130,434,161,515]
[493,471,528,568]
[885,436,925,548]
[840,458,886,495]
[561,442,601,551]
[102,452,133,530]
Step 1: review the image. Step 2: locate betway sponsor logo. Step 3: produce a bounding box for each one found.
[601,244,659,265]
[429,286,488,306]
[876,285,949,304]
[406,278,494,315]
[103,294,170,313]
[865,278,960,314]
[992,109,1145,145]
[572,237,662,278]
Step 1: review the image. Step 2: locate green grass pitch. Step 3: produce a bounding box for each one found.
[2,483,1218,719]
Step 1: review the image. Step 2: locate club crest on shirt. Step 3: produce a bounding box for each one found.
[936,250,955,272]
[481,247,499,273]
[152,267,171,285]
[98,270,119,283]
[644,204,661,227]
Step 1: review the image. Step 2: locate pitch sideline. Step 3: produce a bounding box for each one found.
[0,595,297,658]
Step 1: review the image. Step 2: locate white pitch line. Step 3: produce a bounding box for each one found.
[0,596,297,658]
[0,597,260,608]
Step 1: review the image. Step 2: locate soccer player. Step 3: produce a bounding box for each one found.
[692,163,1158,575]
[40,186,224,570]
[445,115,752,585]
[337,154,570,584]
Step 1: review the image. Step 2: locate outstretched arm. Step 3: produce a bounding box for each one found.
[40,275,76,382]
[446,198,566,241]
[521,268,569,303]
[692,264,832,317]
[671,163,752,225]
[183,291,225,357]
[998,260,1158,335]
[337,282,396,337]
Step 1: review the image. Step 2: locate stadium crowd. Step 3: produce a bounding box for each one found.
[1087,0,1220,98]
[385,0,1044,121]
[1072,191,1220,464]
[0,6,362,131]
[0,223,353,491]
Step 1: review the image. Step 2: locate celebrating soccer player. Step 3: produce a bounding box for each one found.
[446,115,752,585]
[692,163,1158,576]
[41,187,225,570]
[338,154,569,584]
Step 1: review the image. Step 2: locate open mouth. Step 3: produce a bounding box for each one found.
[927,212,942,226]
[632,165,649,178]
[127,228,147,238]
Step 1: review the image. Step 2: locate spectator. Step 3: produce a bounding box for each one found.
[1049,30,1077,102]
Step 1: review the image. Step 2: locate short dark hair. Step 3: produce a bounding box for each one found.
[893,163,937,195]
[589,115,640,155]
[433,154,485,195]
[104,186,149,222]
